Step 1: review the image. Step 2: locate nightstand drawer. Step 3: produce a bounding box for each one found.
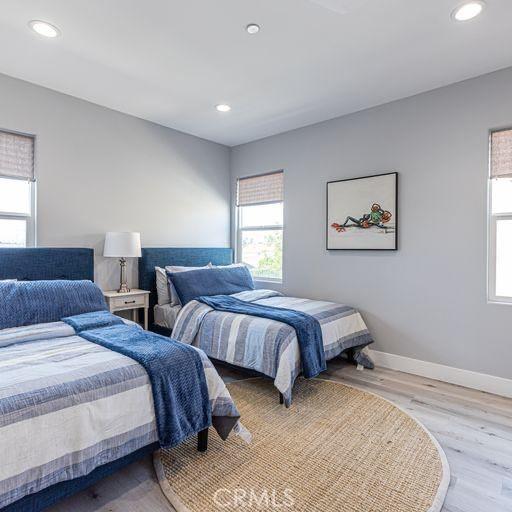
[110,294,146,309]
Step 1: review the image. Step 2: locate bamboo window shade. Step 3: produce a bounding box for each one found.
[0,130,35,181]
[237,171,283,207]
[491,129,512,179]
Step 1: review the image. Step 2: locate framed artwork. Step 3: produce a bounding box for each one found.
[326,172,398,250]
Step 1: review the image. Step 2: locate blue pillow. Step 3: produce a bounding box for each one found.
[0,280,107,330]
[167,266,254,305]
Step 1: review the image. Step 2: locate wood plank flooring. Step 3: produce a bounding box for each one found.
[48,361,512,512]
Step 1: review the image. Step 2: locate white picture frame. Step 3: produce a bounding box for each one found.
[326,172,398,250]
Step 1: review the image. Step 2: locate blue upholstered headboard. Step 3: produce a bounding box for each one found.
[139,247,233,325]
[0,248,94,281]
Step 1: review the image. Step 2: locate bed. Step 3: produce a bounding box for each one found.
[0,248,241,512]
[139,248,375,407]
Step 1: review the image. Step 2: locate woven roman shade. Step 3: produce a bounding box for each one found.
[0,131,35,181]
[491,129,512,179]
[237,171,283,207]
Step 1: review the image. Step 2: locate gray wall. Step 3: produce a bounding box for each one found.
[231,67,512,380]
[0,73,231,290]
[2,67,510,379]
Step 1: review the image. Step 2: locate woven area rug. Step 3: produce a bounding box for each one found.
[154,378,449,512]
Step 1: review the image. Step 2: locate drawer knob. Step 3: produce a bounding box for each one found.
[124,300,136,304]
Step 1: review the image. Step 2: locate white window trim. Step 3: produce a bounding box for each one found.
[488,127,512,304]
[488,209,512,305]
[235,204,284,283]
[0,178,37,247]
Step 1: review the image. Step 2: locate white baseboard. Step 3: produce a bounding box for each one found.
[369,350,512,399]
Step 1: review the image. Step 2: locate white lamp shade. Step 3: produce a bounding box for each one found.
[103,232,141,258]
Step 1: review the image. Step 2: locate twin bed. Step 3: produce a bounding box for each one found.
[1,247,375,511]
[139,247,375,406]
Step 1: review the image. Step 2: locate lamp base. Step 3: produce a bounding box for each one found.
[117,258,130,293]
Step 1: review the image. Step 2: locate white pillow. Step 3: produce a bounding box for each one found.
[155,264,211,306]
[210,263,245,269]
[155,267,171,305]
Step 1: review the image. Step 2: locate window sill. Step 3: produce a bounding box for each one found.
[487,298,512,306]
[254,278,283,285]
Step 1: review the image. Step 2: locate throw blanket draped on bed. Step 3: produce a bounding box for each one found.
[0,320,242,509]
[62,309,124,332]
[62,311,211,448]
[197,295,326,378]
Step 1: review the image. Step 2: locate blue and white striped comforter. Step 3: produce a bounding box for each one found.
[173,290,374,405]
[0,321,241,509]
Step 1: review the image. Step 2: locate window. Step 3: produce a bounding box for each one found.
[236,171,283,281]
[0,131,36,247]
[489,128,512,302]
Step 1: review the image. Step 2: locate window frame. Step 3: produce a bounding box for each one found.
[0,127,37,248]
[235,171,284,283]
[0,178,37,248]
[488,127,512,304]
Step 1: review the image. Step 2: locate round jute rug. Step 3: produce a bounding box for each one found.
[154,378,449,512]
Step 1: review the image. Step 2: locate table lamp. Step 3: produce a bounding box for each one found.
[103,232,141,293]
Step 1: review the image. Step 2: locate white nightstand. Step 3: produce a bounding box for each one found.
[103,289,150,330]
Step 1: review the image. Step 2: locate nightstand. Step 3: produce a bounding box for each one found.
[103,289,150,330]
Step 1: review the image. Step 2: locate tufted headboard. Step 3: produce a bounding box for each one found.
[139,247,233,327]
[0,248,95,282]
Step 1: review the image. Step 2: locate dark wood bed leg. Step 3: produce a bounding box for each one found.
[279,392,284,405]
[346,347,356,364]
[197,428,208,452]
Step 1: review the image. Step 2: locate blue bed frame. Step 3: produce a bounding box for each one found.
[138,247,233,333]
[0,248,158,512]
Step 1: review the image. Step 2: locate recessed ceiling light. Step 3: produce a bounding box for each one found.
[28,20,61,38]
[451,1,485,22]
[246,23,260,35]
[215,104,231,112]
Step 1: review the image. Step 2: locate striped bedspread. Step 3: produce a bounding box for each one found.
[173,290,374,406]
[0,321,241,509]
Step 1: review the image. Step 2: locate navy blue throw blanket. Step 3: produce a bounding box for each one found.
[197,295,327,378]
[0,280,107,330]
[62,312,211,448]
[62,310,124,332]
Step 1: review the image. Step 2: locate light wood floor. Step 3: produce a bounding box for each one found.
[48,361,512,512]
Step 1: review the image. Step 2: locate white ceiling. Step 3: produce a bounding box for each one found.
[1,0,512,146]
